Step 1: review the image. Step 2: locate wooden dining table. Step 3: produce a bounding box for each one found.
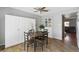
[32,31,43,51]
[31,31,48,52]
[24,31,48,52]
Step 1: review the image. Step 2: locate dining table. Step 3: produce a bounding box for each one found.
[24,31,48,52]
[31,31,48,52]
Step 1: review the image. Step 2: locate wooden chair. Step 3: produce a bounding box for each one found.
[24,29,48,52]
[24,31,35,52]
[36,31,48,51]
[35,36,44,51]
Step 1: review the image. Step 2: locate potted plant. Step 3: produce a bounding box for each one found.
[39,24,45,31]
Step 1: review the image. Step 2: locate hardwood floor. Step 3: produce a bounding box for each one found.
[1,38,79,52]
[70,32,77,47]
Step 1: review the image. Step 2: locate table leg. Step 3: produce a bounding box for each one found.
[34,39,36,52]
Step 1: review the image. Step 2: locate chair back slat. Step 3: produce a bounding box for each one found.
[24,29,34,41]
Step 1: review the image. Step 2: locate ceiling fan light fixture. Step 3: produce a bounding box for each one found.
[33,7,48,14]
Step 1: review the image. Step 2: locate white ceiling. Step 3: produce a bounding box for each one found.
[12,7,78,16]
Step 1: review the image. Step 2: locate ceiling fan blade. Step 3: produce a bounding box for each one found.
[41,7,46,9]
[34,8,40,10]
[42,10,48,12]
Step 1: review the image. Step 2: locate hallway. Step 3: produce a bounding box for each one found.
[64,32,77,47]
[64,33,72,47]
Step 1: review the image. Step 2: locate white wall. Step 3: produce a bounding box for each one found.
[39,16,53,38]
[0,12,5,46]
[76,22,79,48]
[5,14,36,48]
[49,8,79,40]
[69,19,76,27]
[41,8,79,40]
[76,13,79,48]
[40,14,62,40]
[51,13,62,40]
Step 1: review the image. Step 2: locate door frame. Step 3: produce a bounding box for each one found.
[62,15,65,41]
[62,14,78,47]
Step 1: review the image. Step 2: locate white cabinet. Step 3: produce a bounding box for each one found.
[5,15,36,48]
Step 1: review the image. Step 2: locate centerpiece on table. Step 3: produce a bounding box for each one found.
[39,24,45,31]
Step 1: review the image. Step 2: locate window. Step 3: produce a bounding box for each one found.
[64,21,70,27]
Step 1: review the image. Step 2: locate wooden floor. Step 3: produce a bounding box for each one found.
[1,38,79,52]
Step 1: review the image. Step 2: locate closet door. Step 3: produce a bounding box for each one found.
[23,17,36,32]
[5,15,19,48]
[30,18,36,32]
[18,17,24,43]
[23,18,31,32]
[5,15,36,48]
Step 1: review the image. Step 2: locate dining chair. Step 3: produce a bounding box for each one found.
[24,29,48,52]
[24,31,35,52]
[36,30,48,51]
[35,36,44,51]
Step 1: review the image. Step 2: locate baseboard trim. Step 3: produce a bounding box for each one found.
[48,37,53,39]
[5,42,24,49]
[48,37,62,41]
[0,45,5,51]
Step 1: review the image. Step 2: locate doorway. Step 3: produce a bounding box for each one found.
[62,12,77,47]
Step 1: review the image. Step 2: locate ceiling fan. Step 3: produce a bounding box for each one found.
[33,7,48,13]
